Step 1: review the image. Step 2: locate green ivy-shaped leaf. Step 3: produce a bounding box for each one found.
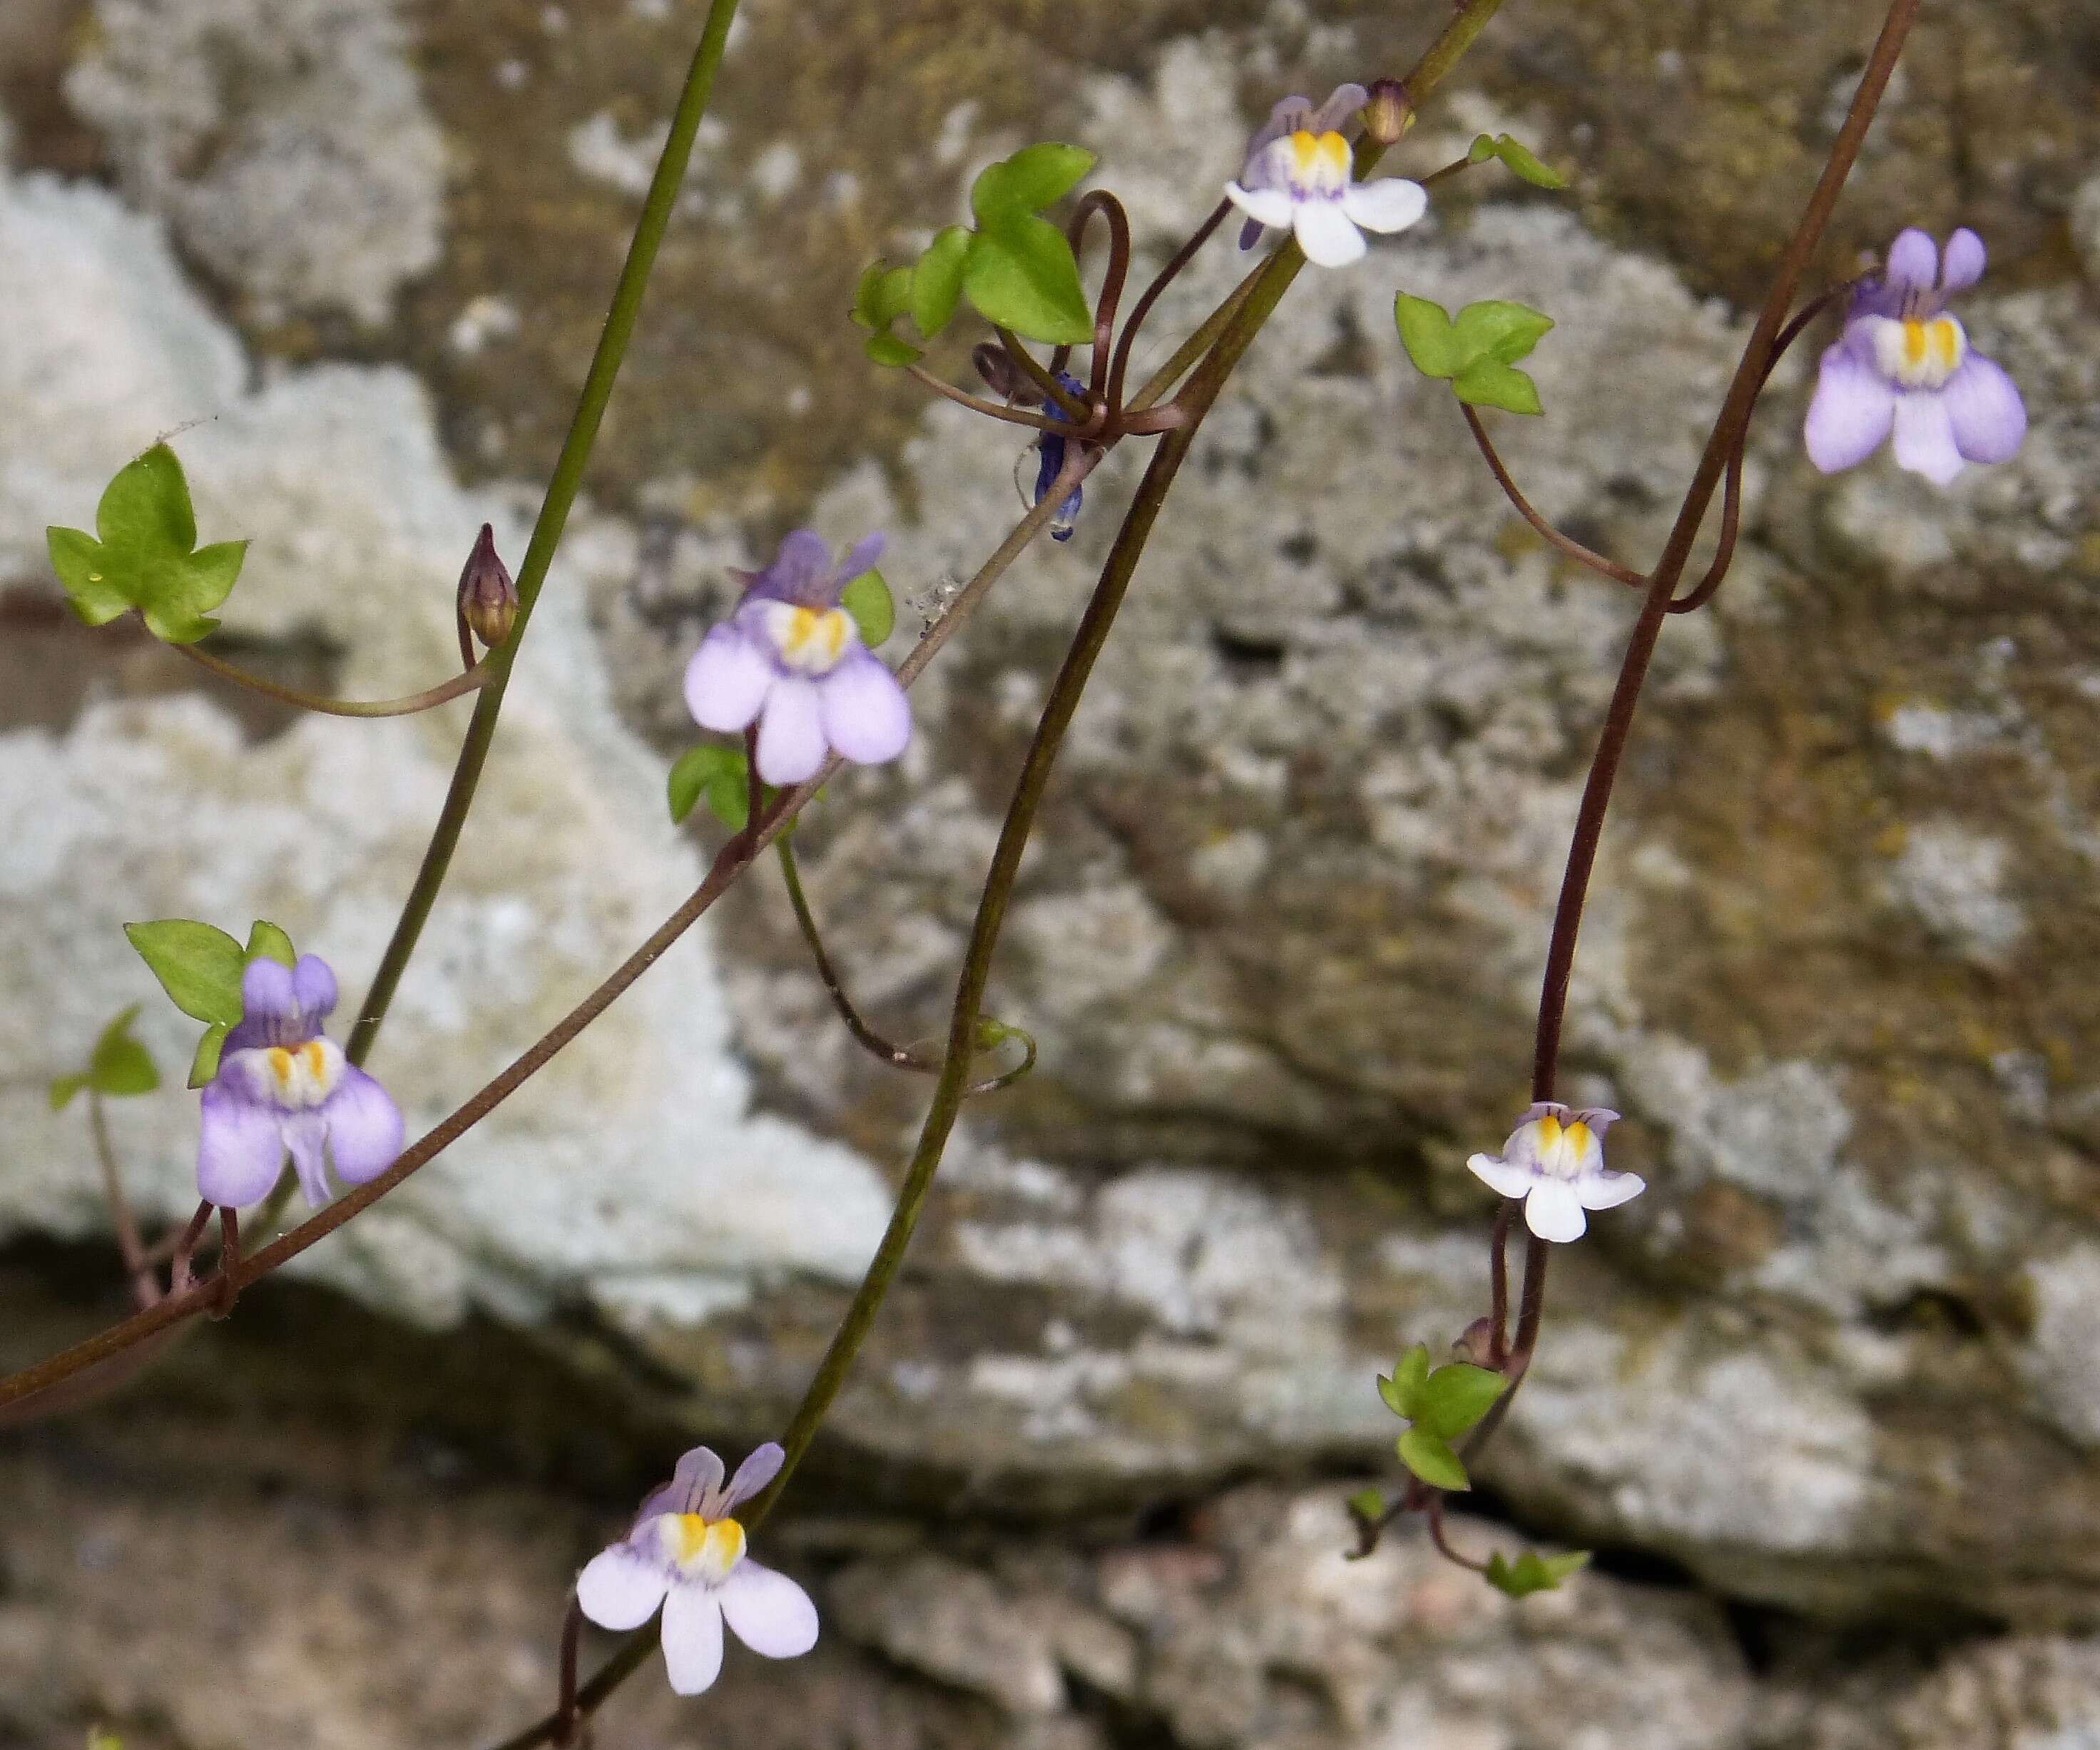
[964,216,1094,346]
[124,920,247,1027]
[911,226,972,340]
[189,1024,230,1089]
[46,444,249,643]
[969,143,1095,228]
[1377,1343,1432,1420]
[49,1004,161,1111]
[1484,1549,1591,1598]
[1397,1426,1471,1492]
[668,743,755,831]
[1416,1360,1507,1442]
[245,919,297,969]
[1393,294,1555,416]
[1467,132,1569,190]
[842,568,896,648]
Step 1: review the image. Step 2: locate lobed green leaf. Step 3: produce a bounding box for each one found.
[87,1004,160,1099]
[1484,1548,1591,1598]
[842,568,895,648]
[969,143,1095,227]
[1417,1360,1508,1441]
[912,226,972,339]
[964,218,1094,346]
[1397,1427,1470,1492]
[124,919,247,1027]
[244,919,297,968]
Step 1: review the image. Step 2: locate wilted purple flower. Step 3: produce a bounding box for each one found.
[1466,1103,1643,1243]
[1226,83,1427,268]
[1032,370,1088,543]
[683,531,910,787]
[576,1442,818,1696]
[197,956,404,1209]
[1804,227,2026,487]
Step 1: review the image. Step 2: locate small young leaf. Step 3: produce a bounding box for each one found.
[912,226,971,338]
[1467,133,1499,165]
[245,920,297,968]
[1484,1548,1590,1598]
[48,1074,87,1113]
[1448,300,1555,366]
[969,143,1096,227]
[1387,1343,1432,1418]
[124,920,247,1026]
[1417,1361,1509,1441]
[88,1004,160,1098]
[1397,1427,1471,1492]
[1347,1487,1387,1525]
[964,218,1094,345]
[1489,133,1568,189]
[188,1022,229,1089]
[96,444,197,558]
[865,331,924,369]
[1393,293,1464,379]
[46,526,128,627]
[851,263,915,331]
[841,568,895,648]
[667,744,754,830]
[1452,357,1543,416]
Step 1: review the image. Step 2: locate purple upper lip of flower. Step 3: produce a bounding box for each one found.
[195,955,405,1211]
[731,528,886,610]
[1803,226,2026,487]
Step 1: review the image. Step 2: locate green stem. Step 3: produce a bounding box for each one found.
[345,0,743,1067]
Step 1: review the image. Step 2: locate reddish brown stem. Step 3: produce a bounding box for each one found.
[1462,406,1647,589]
[1106,199,1227,418]
[1427,1495,1490,1573]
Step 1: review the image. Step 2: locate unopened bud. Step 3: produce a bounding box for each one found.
[458,523,517,648]
[1362,78,1412,146]
[1452,1317,1499,1368]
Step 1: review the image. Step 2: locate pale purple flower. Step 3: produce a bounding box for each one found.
[1225,83,1427,268]
[1804,227,2026,487]
[196,955,404,1209]
[683,531,910,787]
[576,1443,818,1696]
[1466,1103,1643,1243]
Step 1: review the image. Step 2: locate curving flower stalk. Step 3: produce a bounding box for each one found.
[197,957,404,1209]
[684,530,911,785]
[1225,83,1427,268]
[1803,226,2025,486]
[576,1443,818,1696]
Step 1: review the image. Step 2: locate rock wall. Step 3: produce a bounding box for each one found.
[1,0,2097,1743]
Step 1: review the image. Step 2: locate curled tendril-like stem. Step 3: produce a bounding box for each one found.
[1065,189,1133,407]
[1106,198,1227,419]
[1426,1495,1491,1573]
[169,633,496,719]
[1462,406,1648,589]
[776,839,1036,1098]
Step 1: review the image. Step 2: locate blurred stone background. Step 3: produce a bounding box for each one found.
[2,0,2099,1744]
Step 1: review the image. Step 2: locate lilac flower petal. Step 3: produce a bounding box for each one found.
[1244,96,1315,167]
[240,957,298,1027]
[661,1584,727,1695]
[1308,81,1370,134]
[1942,354,2026,464]
[1467,1153,1538,1201]
[765,530,833,599]
[722,1442,785,1512]
[197,1080,285,1207]
[1803,342,1896,474]
[322,1065,404,1185]
[1237,216,1267,250]
[1940,228,1985,292]
[1523,1179,1587,1243]
[1225,183,1294,231]
[290,955,337,1019]
[718,1560,820,1658]
[835,532,885,590]
[673,1446,728,1513]
[754,677,827,785]
[1293,201,1365,268]
[818,651,911,767]
[284,1113,332,1207]
[1340,178,1427,235]
[1892,391,1965,486]
[1519,1101,1569,1126]
[576,1540,671,1631]
[1571,1107,1621,1135]
[1885,228,1938,295]
[684,626,774,733]
[1575,1169,1646,1212]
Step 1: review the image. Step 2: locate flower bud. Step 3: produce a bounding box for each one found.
[458,523,517,648]
[1362,78,1412,146]
[1452,1316,1498,1368]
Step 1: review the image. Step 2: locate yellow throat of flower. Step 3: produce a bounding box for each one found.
[1286,129,1352,194]
[1870,314,1966,391]
[662,1512,747,1584]
[767,602,852,676]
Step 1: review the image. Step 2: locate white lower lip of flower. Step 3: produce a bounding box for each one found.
[1865,313,1966,391]
[758,601,854,677]
[1281,128,1352,199]
[233,1038,346,1109]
